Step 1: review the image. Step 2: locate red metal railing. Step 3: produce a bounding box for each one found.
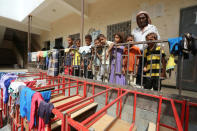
[1,71,196,131]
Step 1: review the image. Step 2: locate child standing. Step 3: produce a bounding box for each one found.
[79,34,93,79]
[72,38,81,76]
[97,34,113,82]
[92,38,102,81]
[108,33,126,85]
[64,36,76,75]
[143,32,166,90]
[123,35,141,85]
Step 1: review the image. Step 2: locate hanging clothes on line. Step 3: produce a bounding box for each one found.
[166,54,176,77]
[168,37,183,55]
[29,92,44,130]
[31,52,38,62]
[0,73,18,103]
[38,101,54,131]
[47,49,59,76]
[20,87,36,122]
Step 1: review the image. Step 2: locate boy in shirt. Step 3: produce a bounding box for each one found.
[97,34,113,82]
[143,32,166,90]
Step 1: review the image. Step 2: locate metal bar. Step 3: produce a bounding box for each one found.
[158,46,162,92]
[185,102,190,131]
[27,15,32,68]
[80,0,84,46]
[180,100,186,125]
[119,89,123,118]
[51,94,78,104]
[67,101,93,115]
[92,84,95,102]
[68,78,71,96]
[103,43,107,82]
[76,80,79,95]
[179,55,184,95]
[114,44,117,83]
[132,92,137,123]
[159,123,177,131]
[51,84,83,93]
[67,117,89,131]
[58,76,60,94]
[94,46,97,80]
[82,91,128,125]
[115,40,169,46]
[116,89,120,117]
[156,96,162,131]
[170,99,183,131]
[60,88,112,113]
[83,81,87,97]
[127,43,130,85]
[85,112,106,128]
[150,54,153,77]
[141,44,145,86]
[129,123,135,131]
[61,114,66,131]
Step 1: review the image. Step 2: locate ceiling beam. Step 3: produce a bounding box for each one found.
[22,16,51,31]
[60,0,88,18]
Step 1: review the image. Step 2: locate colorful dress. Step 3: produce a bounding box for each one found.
[109,46,126,85]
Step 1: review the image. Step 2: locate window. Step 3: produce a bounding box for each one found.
[44,41,50,50]
[107,21,131,41]
[69,33,80,41]
[55,37,63,49]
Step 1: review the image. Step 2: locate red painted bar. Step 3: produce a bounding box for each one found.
[156,96,162,131]
[171,99,183,131]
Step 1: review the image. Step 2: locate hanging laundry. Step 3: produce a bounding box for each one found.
[37,51,44,61]
[0,73,18,103]
[46,53,49,70]
[37,101,54,131]
[15,85,26,105]
[29,92,44,130]
[166,54,176,77]
[47,49,59,76]
[31,52,38,62]
[168,37,183,55]
[8,81,25,116]
[38,101,54,124]
[166,55,176,71]
[40,90,51,103]
[4,78,16,103]
[28,52,32,62]
[9,81,26,94]
[20,88,36,121]
[43,51,48,58]
[36,79,46,87]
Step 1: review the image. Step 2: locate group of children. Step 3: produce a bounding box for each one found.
[63,31,166,91]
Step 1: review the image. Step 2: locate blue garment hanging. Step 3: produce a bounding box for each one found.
[168,37,183,55]
[20,87,35,121]
[40,90,51,103]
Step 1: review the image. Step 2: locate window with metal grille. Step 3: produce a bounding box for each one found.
[69,33,80,41]
[107,20,131,41]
